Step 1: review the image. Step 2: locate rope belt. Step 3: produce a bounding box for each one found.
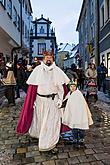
[37,93,57,100]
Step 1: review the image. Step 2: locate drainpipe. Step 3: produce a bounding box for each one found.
[94,0,100,66]
[11,0,22,62]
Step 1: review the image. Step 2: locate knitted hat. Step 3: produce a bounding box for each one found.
[6,62,13,68]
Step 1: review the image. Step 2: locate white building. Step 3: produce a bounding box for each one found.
[64,44,79,69]
[58,43,75,69]
[0,0,21,61]
[0,0,32,64]
[30,14,57,63]
[21,0,32,58]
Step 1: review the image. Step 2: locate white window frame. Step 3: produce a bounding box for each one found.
[40,26,45,34]
[17,15,20,31]
[7,0,12,18]
[13,6,17,26]
[0,0,6,7]
[104,0,110,22]
[100,4,104,28]
[38,43,46,55]
[107,53,110,77]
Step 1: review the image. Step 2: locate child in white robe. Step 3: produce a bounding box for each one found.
[62,80,93,145]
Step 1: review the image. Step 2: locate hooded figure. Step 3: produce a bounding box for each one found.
[16,51,69,152]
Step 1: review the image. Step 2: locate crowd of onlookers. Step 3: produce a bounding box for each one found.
[0,58,108,106]
[64,62,108,92]
[0,58,41,106]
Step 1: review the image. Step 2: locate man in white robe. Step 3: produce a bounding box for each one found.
[25,51,69,152]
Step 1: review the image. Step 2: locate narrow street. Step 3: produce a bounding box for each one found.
[0,94,110,165]
[0,0,110,164]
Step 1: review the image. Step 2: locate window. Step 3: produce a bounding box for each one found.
[7,0,12,18]
[38,43,46,55]
[13,7,17,26]
[91,23,95,39]
[102,55,105,65]
[25,4,27,14]
[32,24,35,36]
[100,5,104,27]
[0,0,6,7]
[107,53,110,76]
[18,15,20,31]
[25,24,27,39]
[91,0,94,16]
[85,12,87,29]
[105,0,110,21]
[22,20,24,35]
[40,26,44,34]
[91,26,93,40]
[27,30,29,42]
[22,0,24,8]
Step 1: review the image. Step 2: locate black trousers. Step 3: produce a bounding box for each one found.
[5,85,15,104]
[16,84,27,98]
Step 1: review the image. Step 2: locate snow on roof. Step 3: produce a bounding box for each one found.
[70,50,78,58]
[58,43,74,52]
[70,44,79,58]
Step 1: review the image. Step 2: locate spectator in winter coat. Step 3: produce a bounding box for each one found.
[1,62,16,106]
[15,62,27,98]
[97,63,108,93]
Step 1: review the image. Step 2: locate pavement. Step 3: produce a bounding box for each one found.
[0,91,110,165]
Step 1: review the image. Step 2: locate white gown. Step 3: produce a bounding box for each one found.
[27,62,70,151]
[62,89,93,130]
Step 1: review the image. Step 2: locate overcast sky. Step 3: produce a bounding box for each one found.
[31,0,83,44]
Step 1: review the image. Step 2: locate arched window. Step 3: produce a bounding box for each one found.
[40,26,44,34]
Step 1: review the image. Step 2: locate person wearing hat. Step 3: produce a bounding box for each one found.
[16,50,70,153]
[62,80,93,146]
[1,62,16,106]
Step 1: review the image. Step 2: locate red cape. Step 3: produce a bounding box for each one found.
[16,84,70,135]
[16,85,38,134]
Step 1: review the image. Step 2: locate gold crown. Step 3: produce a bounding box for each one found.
[43,50,54,57]
[69,79,77,86]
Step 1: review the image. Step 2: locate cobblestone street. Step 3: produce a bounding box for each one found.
[0,96,110,165]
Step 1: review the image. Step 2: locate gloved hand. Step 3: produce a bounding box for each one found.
[56,99,62,108]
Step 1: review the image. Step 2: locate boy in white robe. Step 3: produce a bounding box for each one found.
[62,80,93,145]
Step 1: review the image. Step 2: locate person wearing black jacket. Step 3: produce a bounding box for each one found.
[16,62,27,98]
[97,63,108,93]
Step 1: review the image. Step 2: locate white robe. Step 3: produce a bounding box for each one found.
[27,62,70,151]
[62,89,93,130]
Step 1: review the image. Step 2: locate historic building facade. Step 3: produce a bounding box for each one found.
[0,0,32,65]
[30,14,57,63]
[63,44,79,69]
[0,0,21,62]
[99,0,110,77]
[77,0,110,93]
[57,43,74,69]
[76,0,99,69]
